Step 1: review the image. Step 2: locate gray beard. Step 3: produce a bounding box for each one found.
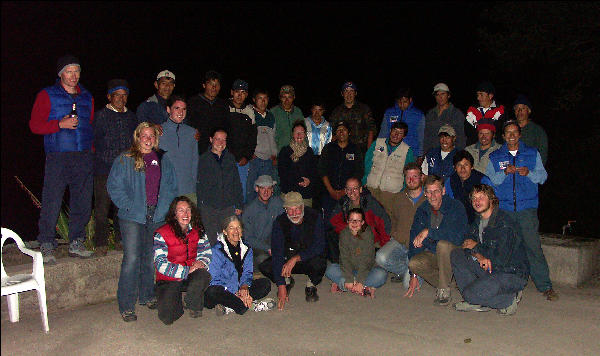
[287,210,305,225]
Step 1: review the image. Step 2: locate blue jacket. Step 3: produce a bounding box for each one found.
[378,102,425,157]
[484,141,547,212]
[136,94,169,125]
[107,150,178,224]
[408,196,468,259]
[159,119,199,196]
[208,234,254,294]
[424,147,457,179]
[43,80,93,153]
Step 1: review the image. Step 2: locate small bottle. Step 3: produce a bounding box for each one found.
[70,103,77,118]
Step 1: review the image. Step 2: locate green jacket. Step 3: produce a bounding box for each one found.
[520,121,548,165]
[271,105,304,152]
[339,227,375,284]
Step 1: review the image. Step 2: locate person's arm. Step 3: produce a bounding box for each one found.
[416,114,425,157]
[426,201,468,247]
[270,220,286,286]
[230,156,244,209]
[525,152,548,184]
[29,90,59,135]
[538,127,549,166]
[378,111,390,139]
[154,230,190,279]
[485,159,507,186]
[207,247,227,286]
[355,232,375,284]
[339,232,354,283]
[408,207,428,260]
[330,210,347,234]
[240,247,254,287]
[453,108,467,150]
[106,156,134,212]
[243,123,258,160]
[444,178,454,198]
[298,213,326,262]
[195,232,212,269]
[362,141,376,185]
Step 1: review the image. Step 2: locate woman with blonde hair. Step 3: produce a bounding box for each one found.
[108,122,179,322]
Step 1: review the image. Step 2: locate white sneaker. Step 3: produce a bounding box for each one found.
[215,304,235,316]
[253,298,276,312]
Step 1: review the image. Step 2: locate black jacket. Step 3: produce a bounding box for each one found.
[226,101,257,161]
[196,149,243,210]
[277,145,317,199]
[187,94,229,154]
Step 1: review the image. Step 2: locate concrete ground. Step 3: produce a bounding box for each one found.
[2,275,599,356]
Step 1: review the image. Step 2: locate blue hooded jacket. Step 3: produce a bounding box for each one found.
[208,234,254,294]
[378,101,425,156]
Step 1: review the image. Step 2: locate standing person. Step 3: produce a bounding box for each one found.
[196,127,243,246]
[205,216,275,316]
[159,95,199,203]
[304,100,332,156]
[246,88,278,203]
[136,69,175,125]
[92,78,137,255]
[226,79,257,204]
[29,54,95,264]
[188,70,229,154]
[451,184,529,315]
[272,85,304,153]
[329,81,376,153]
[465,81,506,146]
[444,150,485,224]
[464,118,502,174]
[107,122,178,322]
[277,121,317,207]
[422,124,458,179]
[378,88,426,160]
[326,208,387,298]
[513,95,548,165]
[484,120,558,301]
[153,196,212,324]
[424,83,466,154]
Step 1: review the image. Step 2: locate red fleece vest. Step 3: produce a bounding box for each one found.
[155,224,200,282]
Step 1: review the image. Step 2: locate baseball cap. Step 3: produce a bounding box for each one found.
[157,69,176,81]
[438,124,456,137]
[255,175,276,187]
[334,121,350,132]
[341,81,358,91]
[432,82,450,94]
[282,192,304,208]
[232,79,249,91]
[279,84,295,96]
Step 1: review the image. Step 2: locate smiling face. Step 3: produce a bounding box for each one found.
[139,127,157,154]
[503,123,521,150]
[210,130,227,155]
[292,125,306,144]
[167,100,187,123]
[285,205,304,224]
[107,89,128,112]
[389,127,406,146]
[477,128,494,149]
[347,211,365,236]
[154,77,175,100]
[175,201,192,231]
[424,180,445,211]
[224,219,242,246]
[439,134,456,152]
[335,125,349,144]
[345,178,362,204]
[60,65,81,92]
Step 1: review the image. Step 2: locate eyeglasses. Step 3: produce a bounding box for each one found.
[348,219,363,223]
[425,189,442,196]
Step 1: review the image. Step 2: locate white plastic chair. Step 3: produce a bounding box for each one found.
[1,227,49,333]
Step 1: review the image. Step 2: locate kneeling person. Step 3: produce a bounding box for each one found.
[451,184,529,315]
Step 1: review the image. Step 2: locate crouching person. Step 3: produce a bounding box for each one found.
[153,196,212,325]
[325,208,387,298]
[205,216,274,316]
[451,184,529,315]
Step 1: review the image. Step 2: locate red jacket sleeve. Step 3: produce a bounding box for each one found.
[366,211,391,247]
[29,90,59,135]
[330,211,347,234]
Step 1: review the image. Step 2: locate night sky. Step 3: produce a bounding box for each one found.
[2,1,598,239]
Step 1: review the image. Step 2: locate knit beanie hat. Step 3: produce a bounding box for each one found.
[476,118,496,132]
[513,94,532,111]
[476,81,495,95]
[107,79,130,94]
[57,55,80,77]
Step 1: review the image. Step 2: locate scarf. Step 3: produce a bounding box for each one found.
[289,139,308,163]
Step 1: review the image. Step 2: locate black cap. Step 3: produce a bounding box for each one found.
[56,55,80,76]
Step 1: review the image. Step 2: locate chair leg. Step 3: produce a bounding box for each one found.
[6,294,20,323]
[37,289,50,333]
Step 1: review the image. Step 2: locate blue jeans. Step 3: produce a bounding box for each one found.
[325,263,388,289]
[505,209,552,292]
[375,239,409,276]
[451,248,528,309]
[246,157,277,203]
[117,206,162,313]
[237,162,249,205]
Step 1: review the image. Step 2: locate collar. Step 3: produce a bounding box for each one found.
[106,104,128,113]
[216,233,248,260]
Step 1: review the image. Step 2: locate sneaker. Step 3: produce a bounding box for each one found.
[40,244,57,265]
[305,286,319,303]
[121,311,137,322]
[498,295,519,316]
[141,299,158,310]
[215,304,234,316]
[516,290,523,304]
[454,301,491,312]
[543,288,559,301]
[189,310,202,318]
[434,288,451,306]
[390,274,404,283]
[68,240,94,259]
[252,298,276,312]
[286,277,295,294]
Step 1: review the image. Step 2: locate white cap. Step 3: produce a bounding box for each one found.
[156,70,175,81]
[432,82,450,94]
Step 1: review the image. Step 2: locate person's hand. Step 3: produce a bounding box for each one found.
[474,253,492,273]
[277,285,288,310]
[352,283,365,295]
[298,177,310,188]
[416,156,425,167]
[236,285,253,308]
[271,156,277,166]
[268,249,272,256]
[281,255,300,277]
[505,164,517,175]
[462,239,478,249]
[238,157,249,166]
[344,282,354,291]
[516,166,529,176]
[192,260,206,269]
[413,228,429,248]
[155,124,163,136]
[194,130,200,141]
[334,190,345,200]
[366,287,376,299]
[404,275,421,298]
[235,209,242,216]
[59,115,78,129]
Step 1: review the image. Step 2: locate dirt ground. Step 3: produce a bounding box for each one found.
[2,273,599,356]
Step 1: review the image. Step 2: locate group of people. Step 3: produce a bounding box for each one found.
[29,54,555,324]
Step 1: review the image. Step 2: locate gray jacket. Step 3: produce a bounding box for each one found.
[241,196,284,252]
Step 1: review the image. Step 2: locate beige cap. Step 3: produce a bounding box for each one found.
[432,82,450,94]
[282,192,303,208]
[157,70,175,81]
[438,124,456,136]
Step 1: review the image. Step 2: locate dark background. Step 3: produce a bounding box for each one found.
[2,1,599,240]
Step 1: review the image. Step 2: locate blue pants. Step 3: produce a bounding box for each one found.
[246,157,278,202]
[37,151,93,248]
[375,239,410,276]
[117,206,162,313]
[451,248,527,309]
[325,263,388,289]
[237,162,249,205]
[505,209,552,292]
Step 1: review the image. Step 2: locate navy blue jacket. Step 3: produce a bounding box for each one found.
[444,170,485,224]
[424,147,457,179]
[92,107,137,175]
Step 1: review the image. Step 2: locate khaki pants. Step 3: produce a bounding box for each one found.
[408,240,458,289]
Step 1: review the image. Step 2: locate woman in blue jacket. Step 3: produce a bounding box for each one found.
[205,215,275,315]
[107,122,178,322]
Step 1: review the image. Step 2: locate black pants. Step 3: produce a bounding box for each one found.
[204,277,271,315]
[93,175,121,247]
[259,256,327,286]
[156,269,211,325]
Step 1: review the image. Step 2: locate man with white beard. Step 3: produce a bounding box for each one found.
[259,192,326,310]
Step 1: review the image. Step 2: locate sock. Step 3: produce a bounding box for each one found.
[306,280,314,288]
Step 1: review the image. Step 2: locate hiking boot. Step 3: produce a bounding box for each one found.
[498,295,519,316]
[543,288,559,301]
[189,310,202,318]
[121,311,137,322]
[141,299,158,310]
[68,240,94,259]
[252,298,276,312]
[454,301,491,312]
[286,277,295,294]
[305,286,319,303]
[40,244,57,265]
[215,304,234,316]
[434,288,451,306]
